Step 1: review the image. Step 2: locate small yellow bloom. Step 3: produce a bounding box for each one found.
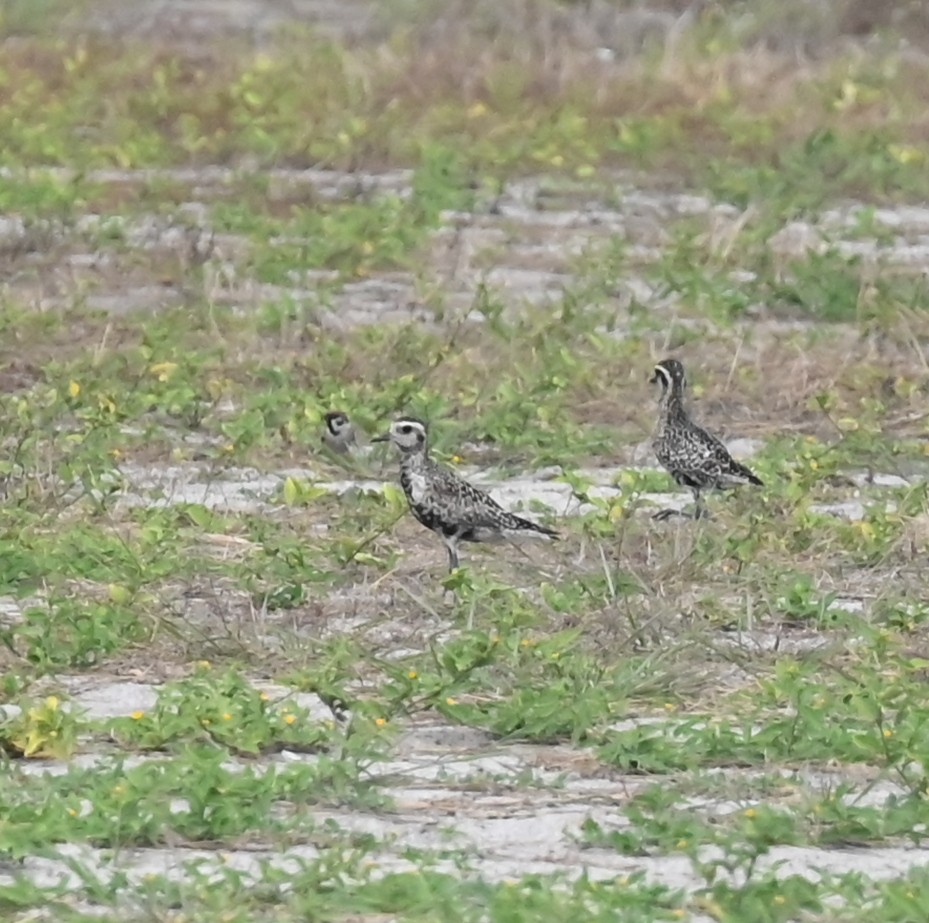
[664,702,676,711]
[68,380,81,398]
[46,696,60,711]
[222,712,233,721]
[675,839,688,849]
[833,79,860,110]
[201,718,211,726]
[222,443,235,454]
[283,714,296,725]
[888,144,926,165]
[774,896,786,905]
[110,448,123,460]
[446,697,458,706]
[451,455,463,464]
[375,717,387,727]
[150,361,178,382]
[253,53,274,72]
[196,660,211,670]
[112,785,125,796]
[67,807,78,817]
[467,101,487,119]
[259,692,270,701]
[130,710,145,720]
[743,808,757,818]
[884,728,894,738]
[407,670,418,680]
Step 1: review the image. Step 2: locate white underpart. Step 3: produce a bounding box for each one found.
[407,471,428,504]
[498,527,553,543]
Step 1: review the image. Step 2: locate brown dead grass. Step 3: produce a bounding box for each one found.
[1,2,929,176]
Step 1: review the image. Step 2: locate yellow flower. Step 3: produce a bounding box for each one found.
[283,714,296,725]
[407,670,418,680]
[253,53,274,72]
[130,710,145,721]
[774,896,786,905]
[676,839,688,849]
[743,808,757,818]
[196,660,211,670]
[375,717,387,727]
[68,380,81,398]
[150,361,178,382]
[888,144,926,165]
[451,455,463,464]
[45,696,60,711]
[67,807,78,817]
[445,697,458,706]
[222,712,233,721]
[884,728,894,738]
[467,102,487,119]
[259,692,270,701]
[663,703,676,711]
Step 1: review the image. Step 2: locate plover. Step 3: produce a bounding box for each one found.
[322,410,357,455]
[650,358,762,520]
[373,416,558,571]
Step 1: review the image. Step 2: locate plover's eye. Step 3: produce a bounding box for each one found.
[400,425,412,434]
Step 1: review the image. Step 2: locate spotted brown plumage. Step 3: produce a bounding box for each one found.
[650,358,762,520]
[373,417,559,571]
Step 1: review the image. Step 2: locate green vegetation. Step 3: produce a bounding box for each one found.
[1,1,929,920]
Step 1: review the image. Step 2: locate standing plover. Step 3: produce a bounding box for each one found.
[373,417,558,571]
[650,358,762,520]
